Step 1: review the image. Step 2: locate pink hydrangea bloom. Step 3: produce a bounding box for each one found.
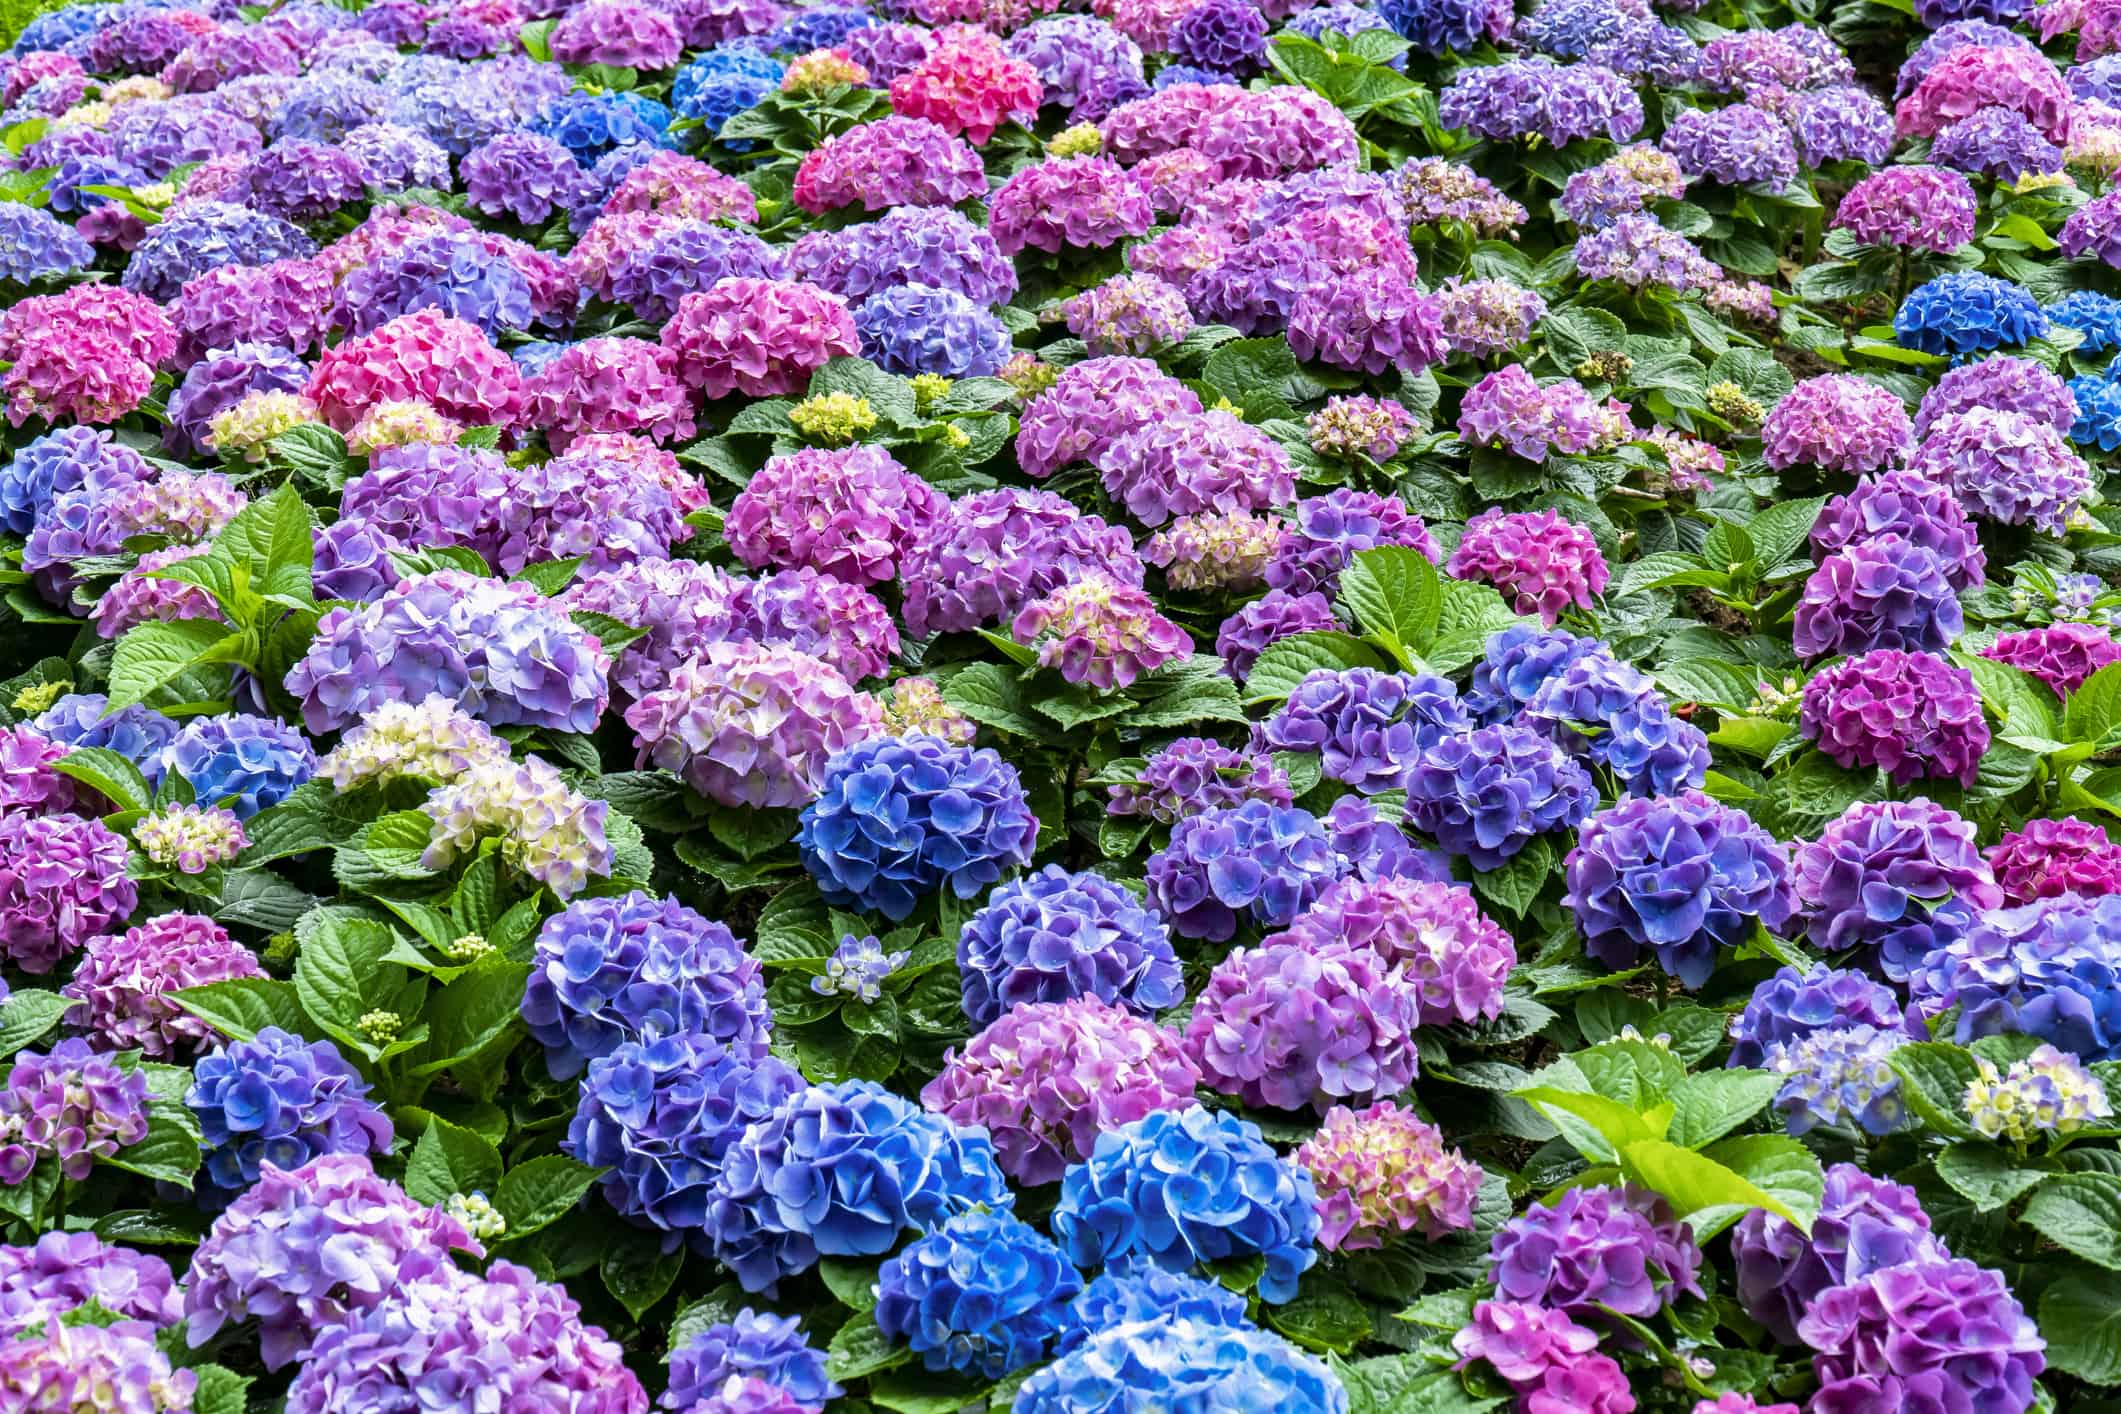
[1098,82,1244,163]
[1010,573,1193,689]
[660,278,858,399]
[726,444,948,585]
[61,913,264,1059]
[1271,876,1514,1026]
[1016,356,1201,479]
[549,0,683,67]
[93,544,225,641]
[522,337,698,452]
[0,812,137,975]
[1760,374,1913,473]
[888,30,1043,143]
[1295,1101,1482,1250]
[1988,817,2121,904]
[1096,409,1298,527]
[305,308,525,432]
[601,151,759,224]
[1448,508,1609,625]
[0,724,74,817]
[1983,622,2121,697]
[791,116,988,213]
[1288,269,1446,377]
[1196,87,1360,178]
[0,285,176,426]
[988,156,1153,255]
[1896,44,2071,141]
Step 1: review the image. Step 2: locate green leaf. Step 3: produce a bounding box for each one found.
[1700,1134,1825,1235]
[809,357,919,428]
[1886,1042,1982,1141]
[1333,1357,1506,1414]
[708,805,798,861]
[819,1257,881,1313]
[404,1116,504,1206]
[212,482,315,602]
[50,746,154,814]
[1742,497,1828,569]
[1620,1137,1803,1239]
[1958,652,2063,744]
[2041,1270,2121,1383]
[293,908,403,1048]
[2024,1173,2121,1270]
[333,810,441,892]
[1934,1143,2051,1213]
[867,1370,990,1414]
[825,1314,913,1381]
[495,1155,605,1239]
[1666,1069,1781,1149]
[413,958,529,1077]
[1541,307,1630,372]
[0,990,67,1059]
[213,868,319,934]
[1120,658,1248,729]
[1202,337,1307,421]
[167,977,307,1044]
[1654,659,1763,712]
[189,1366,252,1414]
[107,619,234,710]
[1242,631,1387,704]
[601,1229,684,1321]
[515,557,585,597]
[1265,1274,1372,1354]
[941,663,1052,739]
[1340,546,1442,665]
[1469,836,1553,917]
[2067,662,2121,747]
[1514,1086,1666,1164]
[104,1099,202,1188]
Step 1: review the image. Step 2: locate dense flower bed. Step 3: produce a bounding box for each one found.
[2,0,2121,1409]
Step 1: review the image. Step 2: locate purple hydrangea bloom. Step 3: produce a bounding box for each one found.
[1565,790,1792,990]
[165,342,312,459]
[0,200,92,283]
[1488,1184,1704,1320]
[1799,649,1989,788]
[0,811,136,975]
[705,1080,1011,1293]
[0,1232,181,1337]
[853,282,1012,378]
[1264,489,1437,599]
[797,735,1040,922]
[1216,589,1340,680]
[1107,737,1293,824]
[1145,799,1344,942]
[1809,470,1986,591]
[1793,538,1965,660]
[1007,15,1145,118]
[1170,0,1269,75]
[333,228,539,338]
[1907,407,2092,536]
[1402,724,1597,870]
[0,1318,196,1412]
[523,890,770,1080]
[877,1211,1084,1378]
[342,121,454,194]
[1917,893,2121,1060]
[1051,1107,1319,1303]
[0,425,152,537]
[61,913,263,1060]
[1802,1256,2043,1412]
[1659,102,1799,190]
[1728,965,1909,1071]
[1095,409,1296,528]
[1791,797,2000,975]
[1464,625,1606,723]
[727,445,947,587]
[1015,356,1201,480]
[1787,85,1894,166]
[1438,57,1643,145]
[567,1032,805,1241]
[187,1027,393,1202]
[0,1039,148,1186]
[231,138,369,223]
[1521,653,1711,798]
[665,1309,840,1409]
[1915,355,2077,439]
[1933,105,2063,183]
[122,201,316,303]
[1732,1163,1942,1344]
[1184,938,1420,1112]
[789,206,1015,309]
[1261,668,1470,794]
[462,130,598,225]
[957,865,1182,1027]
[901,488,1143,639]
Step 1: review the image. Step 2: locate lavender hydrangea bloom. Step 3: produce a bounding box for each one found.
[1732,1163,1942,1344]
[1791,798,2001,977]
[1107,738,1292,824]
[1728,965,1909,1070]
[1216,590,1341,680]
[1264,489,1438,599]
[1521,654,1710,798]
[901,488,1144,639]
[523,891,770,1080]
[187,1027,393,1202]
[33,694,176,784]
[853,282,1012,378]
[62,913,263,1060]
[957,865,1182,1027]
[1907,407,2092,536]
[1261,669,1471,794]
[567,1032,805,1241]
[1183,938,1420,1112]
[121,201,315,303]
[1934,105,2063,183]
[705,1080,1011,1292]
[665,1309,840,1408]
[1051,1107,1319,1303]
[1794,538,1965,660]
[797,735,1040,922]
[1402,725,1596,870]
[1810,470,1987,591]
[1145,800,1344,942]
[0,811,137,975]
[0,1319,195,1412]
[1487,1184,1704,1319]
[0,1039,148,1185]
[1464,625,1607,723]
[1565,790,1792,990]
[1768,1023,1911,1137]
[462,130,598,225]
[0,426,152,537]
[1659,102,1799,190]
[165,342,312,459]
[0,1232,182,1337]
[789,206,1015,309]
[1801,1257,2044,1412]
[1438,57,1643,145]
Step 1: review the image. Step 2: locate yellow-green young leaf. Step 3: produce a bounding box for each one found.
[1666,1069,1782,1149]
[1514,1087,1668,1163]
[1702,1134,1825,1234]
[1618,1138,1799,1239]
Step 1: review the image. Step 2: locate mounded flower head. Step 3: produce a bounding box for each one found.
[1062,273,1192,358]
[877,1210,1084,1378]
[1919,892,2121,1058]
[1768,1022,1911,1136]
[1792,796,1999,970]
[988,156,1152,256]
[1304,397,1419,466]
[1457,366,1612,464]
[790,115,987,213]
[1402,724,1597,870]
[876,676,976,746]
[1015,356,1201,480]
[0,1231,181,1338]
[1732,1163,1940,1344]
[1052,1107,1319,1302]
[1448,508,1608,626]
[1262,668,1469,795]
[798,734,1040,922]
[0,811,136,975]
[1984,622,2121,697]
[1216,589,1340,680]
[1965,1042,2112,1145]
[921,996,1199,1187]
[523,890,768,1080]
[1105,737,1291,824]
[1295,1101,1480,1252]
[1452,1300,1613,1400]
[319,694,512,792]
[1287,267,1447,378]
[304,306,524,433]
[1438,55,1644,145]
[789,205,1015,308]
[1800,648,1988,787]
[1436,277,1547,359]
[1566,790,1793,990]
[161,713,315,821]
[1895,271,2048,358]
[1908,406,2091,535]
[1488,1183,1704,1320]
[957,864,1181,1026]
[1728,964,1908,1071]
[853,281,1011,378]
[0,1038,149,1186]
[1917,355,2077,441]
[660,277,858,400]
[705,1079,1011,1292]
[1989,817,2121,904]
[522,338,698,452]
[0,1319,195,1414]
[187,1027,393,1201]
[1270,876,1511,1025]
[901,487,1143,638]
[1095,409,1296,528]
[1761,374,1912,473]
[1801,1255,2044,1411]
[0,283,177,427]
[1793,536,1964,660]
[1144,799,1345,942]
[1184,938,1420,1112]
[62,912,263,1059]
[665,1309,838,1409]
[1572,213,1718,292]
[888,30,1043,145]
[1810,469,1987,590]
[1145,509,1284,591]
[625,642,882,810]
[1017,1311,1345,1413]
[727,444,946,587]
[1659,101,1799,190]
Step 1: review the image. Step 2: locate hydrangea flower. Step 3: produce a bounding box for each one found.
[989,156,1152,255]
[1051,1107,1319,1302]
[0,1319,195,1413]
[161,713,315,820]
[1448,508,1609,626]
[1761,374,1912,473]
[1800,649,1989,787]
[1908,407,2091,535]
[1811,470,1986,591]
[0,1039,149,1186]
[62,913,263,1059]
[1096,409,1297,528]
[706,1080,1011,1291]
[1728,965,1908,1071]
[1146,510,1285,591]
[1487,1184,1704,1319]
[1438,56,1643,145]
[1016,1313,1347,1414]
[1304,399,1420,467]
[1918,892,2121,1060]
[921,997,1200,1186]
[1144,799,1344,941]
[888,31,1043,144]
[728,444,948,588]
[877,1211,1084,1378]
[1261,668,1469,793]
[1768,1023,1911,1137]
[1015,356,1201,480]
[1293,1101,1481,1252]
[1984,623,2121,698]
[957,865,1181,1026]
[1401,724,1597,870]
[0,811,136,975]
[900,487,1144,638]
[798,735,1040,921]
[664,1310,838,1409]
[305,308,525,432]
[0,1231,182,1337]
[1184,938,1420,1112]
[1793,537,1965,660]
[1792,797,1999,975]
[187,1027,393,1201]
[1965,1043,2112,1144]
[1895,271,2048,358]
[660,278,858,400]
[1660,101,1799,189]
[1013,577,1190,687]
[790,115,987,213]
[1062,273,1192,358]
[789,206,1015,309]
[1731,1163,1941,1344]
[1802,1257,2045,1411]
[1989,817,2121,904]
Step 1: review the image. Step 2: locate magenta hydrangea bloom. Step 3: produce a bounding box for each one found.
[661,278,858,400]
[1295,1101,1481,1251]
[1011,574,1192,690]
[1895,43,2070,142]
[171,257,334,367]
[988,156,1153,256]
[1983,622,2121,697]
[1448,508,1609,626]
[1270,876,1512,1026]
[1183,937,1420,1113]
[888,31,1043,145]
[625,642,882,809]
[1107,737,1292,824]
[1457,366,1612,464]
[1195,86,1360,178]
[305,307,525,433]
[1761,374,1912,473]
[1453,1301,1611,1398]
[0,811,136,975]
[1915,355,2077,438]
[1801,1257,2044,1413]
[1906,407,2092,535]
[921,996,1200,1186]
[61,913,263,1060]
[1096,409,1297,528]
[727,445,948,586]
[791,116,987,213]
[0,284,176,428]
[0,723,74,817]
[901,487,1143,639]
[1793,536,1964,660]
[1989,817,2121,904]
[523,337,699,452]
[1731,1163,1943,1345]
[1488,1184,1704,1320]
[1800,649,1989,787]
[1810,469,1986,591]
[1016,356,1202,480]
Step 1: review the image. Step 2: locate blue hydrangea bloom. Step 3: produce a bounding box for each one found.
[1517,0,1631,56]
[47,156,150,217]
[335,229,537,338]
[1323,794,1454,885]
[1153,63,1237,89]
[1374,0,1492,53]
[186,1027,394,1203]
[521,890,770,1080]
[1144,800,1344,942]
[1261,668,1470,794]
[119,201,317,304]
[958,864,1182,1026]
[673,73,776,149]
[1916,892,2121,1060]
[2050,291,2121,354]
[1463,624,1606,724]
[1521,652,1709,797]
[674,46,788,108]
[2068,373,2121,452]
[14,4,100,52]
[665,1308,841,1408]
[1894,272,2047,359]
[1400,723,1597,870]
[877,1210,1084,1379]
[763,4,873,52]
[1768,1024,1910,1137]
[33,694,178,786]
[1052,1261,1253,1355]
[536,92,670,166]
[1728,964,1908,1070]
[1564,790,1793,990]
[705,1080,1013,1293]
[1017,1314,1348,1414]
[162,714,317,821]
[853,283,1013,379]
[797,735,1040,923]
[0,202,94,283]
[564,1031,803,1239]
[1051,1107,1320,1304]
[2073,52,2121,106]
[0,427,151,537]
